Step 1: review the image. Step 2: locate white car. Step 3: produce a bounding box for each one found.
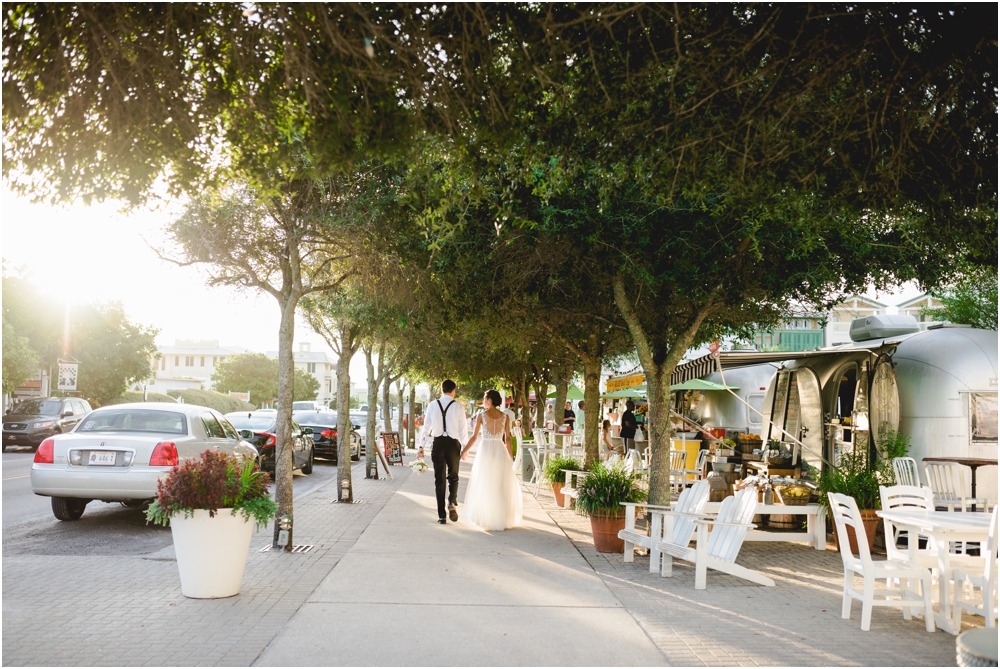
[30,402,258,521]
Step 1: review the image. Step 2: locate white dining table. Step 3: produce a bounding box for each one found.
[876,508,992,634]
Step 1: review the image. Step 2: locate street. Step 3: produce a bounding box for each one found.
[2,447,341,559]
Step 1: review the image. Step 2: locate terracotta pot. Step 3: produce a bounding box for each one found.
[552,482,566,507]
[832,508,879,554]
[590,515,626,553]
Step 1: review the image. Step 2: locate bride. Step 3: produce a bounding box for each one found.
[460,389,523,531]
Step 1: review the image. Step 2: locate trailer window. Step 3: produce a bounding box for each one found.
[970,393,998,442]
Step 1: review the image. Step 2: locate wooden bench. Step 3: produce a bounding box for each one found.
[560,469,590,509]
[702,501,827,550]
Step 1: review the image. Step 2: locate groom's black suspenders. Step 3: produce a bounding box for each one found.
[436,399,456,441]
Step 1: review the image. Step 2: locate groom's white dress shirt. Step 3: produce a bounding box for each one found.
[419,396,469,447]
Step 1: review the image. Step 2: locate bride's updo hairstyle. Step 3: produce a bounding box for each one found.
[484,389,503,409]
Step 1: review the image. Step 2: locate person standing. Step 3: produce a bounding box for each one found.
[418,379,469,524]
[563,400,576,430]
[575,400,586,436]
[544,402,555,428]
[619,400,637,453]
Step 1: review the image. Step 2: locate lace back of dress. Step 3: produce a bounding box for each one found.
[481,412,506,440]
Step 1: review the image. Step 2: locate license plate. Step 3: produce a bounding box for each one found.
[89,451,117,466]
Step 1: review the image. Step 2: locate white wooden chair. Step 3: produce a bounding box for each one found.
[953,506,999,628]
[624,449,644,475]
[560,469,590,509]
[923,461,988,512]
[892,457,921,487]
[527,447,543,497]
[620,479,710,573]
[827,492,935,632]
[689,448,709,482]
[655,486,774,589]
[669,449,687,496]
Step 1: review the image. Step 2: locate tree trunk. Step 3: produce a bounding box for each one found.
[382,375,392,434]
[336,320,355,502]
[396,379,404,436]
[582,354,602,467]
[407,382,416,449]
[364,346,380,478]
[532,378,546,427]
[520,374,533,432]
[553,360,573,427]
[273,295,298,550]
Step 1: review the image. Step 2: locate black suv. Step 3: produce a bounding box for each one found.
[2,397,92,451]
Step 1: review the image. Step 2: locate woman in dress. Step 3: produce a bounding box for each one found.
[600,419,616,461]
[460,389,523,531]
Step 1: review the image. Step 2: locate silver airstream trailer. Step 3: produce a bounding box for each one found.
[673,316,997,505]
[697,364,778,436]
[756,319,998,505]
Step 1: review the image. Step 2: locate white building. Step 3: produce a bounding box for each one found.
[266,342,337,407]
[146,339,246,394]
[896,292,947,327]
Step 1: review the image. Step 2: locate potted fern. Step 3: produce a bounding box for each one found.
[146,450,277,599]
[575,462,647,552]
[543,455,582,507]
[817,429,910,553]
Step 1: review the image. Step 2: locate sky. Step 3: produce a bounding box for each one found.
[2,188,927,383]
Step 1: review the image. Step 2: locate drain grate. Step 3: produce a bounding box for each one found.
[259,544,314,554]
[331,499,365,504]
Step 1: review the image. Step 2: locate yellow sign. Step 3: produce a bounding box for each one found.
[606,373,645,392]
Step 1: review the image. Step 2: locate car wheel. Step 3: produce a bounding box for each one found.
[302,448,314,475]
[52,497,88,521]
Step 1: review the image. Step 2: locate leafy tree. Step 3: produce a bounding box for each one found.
[212,353,319,407]
[926,266,998,331]
[72,302,159,406]
[2,318,37,395]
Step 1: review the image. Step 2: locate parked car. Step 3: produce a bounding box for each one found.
[292,410,361,462]
[350,411,383,455]
[224,411,313,475]
[4,397,92,452]
[292,401,327,412]
[29,403,258,521]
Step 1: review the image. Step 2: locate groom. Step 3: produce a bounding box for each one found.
[419,379,469,524]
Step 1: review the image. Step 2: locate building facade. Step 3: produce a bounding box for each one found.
[145,339,245,394]
[896,292,946,327]
[266,342,337,407]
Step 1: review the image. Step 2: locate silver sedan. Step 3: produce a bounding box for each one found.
[30,402,258,521]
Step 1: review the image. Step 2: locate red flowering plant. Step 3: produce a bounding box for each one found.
[145,450,277,530]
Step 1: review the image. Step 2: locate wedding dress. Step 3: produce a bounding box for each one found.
[463,412,523,531]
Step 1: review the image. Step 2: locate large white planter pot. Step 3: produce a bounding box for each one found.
[170,508,254,599]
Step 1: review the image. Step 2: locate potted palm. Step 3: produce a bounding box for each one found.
[146,449,277,599]
[575,462,647,552]
[817,429,910,553]
[543,455,582,507]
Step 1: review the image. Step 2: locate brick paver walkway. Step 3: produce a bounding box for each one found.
[2,464,406,667]
[541,487,974,667]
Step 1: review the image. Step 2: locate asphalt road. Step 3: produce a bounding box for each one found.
[1,446,342,558]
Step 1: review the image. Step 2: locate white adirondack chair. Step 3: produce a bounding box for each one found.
[827,492,935,632]
[923,461,987,512]
[669,449,687,496]
[620,479,710,573]
[892,457,921,487]
[953,506,999,628]
[656,486,775,589]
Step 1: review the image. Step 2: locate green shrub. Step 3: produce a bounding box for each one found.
[543,455,582,484]
[166,389,254,414]
[103,390,178,405]
[575,463,646,519]
[817,429,911,510]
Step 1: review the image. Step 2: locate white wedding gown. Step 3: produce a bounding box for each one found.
[463,413,523,531]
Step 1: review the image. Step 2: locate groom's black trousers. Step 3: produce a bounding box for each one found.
[431,436,461,519]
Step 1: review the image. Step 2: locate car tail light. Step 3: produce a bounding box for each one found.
[321,429,337,439]
[150,441,178,467]
[256,432,276,448]
[34,438,55,464]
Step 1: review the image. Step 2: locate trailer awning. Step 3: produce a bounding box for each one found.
[670,347,885,385]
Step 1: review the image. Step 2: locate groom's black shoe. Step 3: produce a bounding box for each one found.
[449,505,459,522]
[438,518,447,525]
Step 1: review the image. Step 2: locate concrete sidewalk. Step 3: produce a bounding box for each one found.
[255,458,666,666]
